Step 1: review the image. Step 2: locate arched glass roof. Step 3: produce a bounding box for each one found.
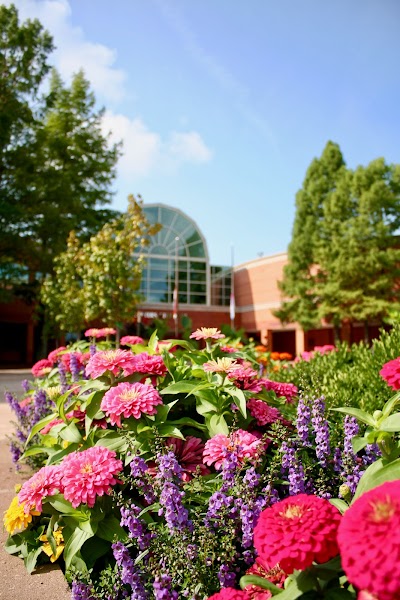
[138,204,210,305]
[141,204,209,261]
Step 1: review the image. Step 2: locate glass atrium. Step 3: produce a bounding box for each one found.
[138,204,231,307]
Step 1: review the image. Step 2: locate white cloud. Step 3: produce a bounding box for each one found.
[102,111,213,179]
[6,0,126,103]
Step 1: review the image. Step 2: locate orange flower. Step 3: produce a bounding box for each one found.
[270,352,280,361]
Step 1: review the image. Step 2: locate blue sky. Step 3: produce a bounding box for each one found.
[7,0,400,266]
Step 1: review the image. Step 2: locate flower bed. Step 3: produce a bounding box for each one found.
[3,327,400,599]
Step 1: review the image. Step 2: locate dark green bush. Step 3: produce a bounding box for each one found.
[270,325,400,413]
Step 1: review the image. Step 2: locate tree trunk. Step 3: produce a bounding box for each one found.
[333,321,341,344]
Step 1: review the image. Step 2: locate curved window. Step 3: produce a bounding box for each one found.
[137,204,210,305]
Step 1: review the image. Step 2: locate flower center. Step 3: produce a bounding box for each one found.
[369,497,395,522]
[80,463,93,474]
[120,390,140,402]
[282,505,304,519]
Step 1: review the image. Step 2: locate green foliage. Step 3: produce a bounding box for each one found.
[276,141,400,337]
[0,5,120,301]
[273,325,400,414]
[41,195,161,334]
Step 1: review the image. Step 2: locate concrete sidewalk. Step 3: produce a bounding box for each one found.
[0,373,71,600]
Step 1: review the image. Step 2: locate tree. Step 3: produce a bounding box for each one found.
[274,141,346,333]
[41,196,162,340]
[276,144,400,342]
[315,159,400,342]
[40,231,86,335]
[0,5,120,298]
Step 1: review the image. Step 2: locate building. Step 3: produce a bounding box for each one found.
[0,202,386,366]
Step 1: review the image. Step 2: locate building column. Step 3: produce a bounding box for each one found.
[295,328,305,357]
[260,328,270,349]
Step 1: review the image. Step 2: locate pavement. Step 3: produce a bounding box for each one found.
[0,371,71,600]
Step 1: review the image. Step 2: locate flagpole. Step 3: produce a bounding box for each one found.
[230,243,235,330]
[173,236,179,337]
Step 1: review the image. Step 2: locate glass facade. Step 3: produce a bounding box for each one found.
[137,204,231,307]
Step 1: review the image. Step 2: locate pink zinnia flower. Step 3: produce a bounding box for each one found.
[48,346,67,364]
[260,379,298,403]
[166,436,210,480]
[203,357,238,373]
[97,327,116,337]
[18,465,63,513]
[314,344,335,355]
[220,345,236,353]
[203,429,262,470]
[380,357,400,390]
[247,399,282,426]
[85,328,101,338]
[120,335,144,346]
[61,352,86,373]
[245,557,286,599]
[208,589,247,600]
[338,480,400,600]
[122,352,167,377]
[253,494,341,574]
[85,349,135,379]
[19,396,34,408]
[60,446,123,508]
[190,327,225,341]
[31,358,53,377]
[101,381,163,427]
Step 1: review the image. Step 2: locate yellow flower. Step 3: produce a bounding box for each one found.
[3,496,39,535]
[39,528,64,562]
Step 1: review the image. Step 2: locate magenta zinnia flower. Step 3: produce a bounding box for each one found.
[380,357,400,390]
[190,327,225,341]
[338,480,400,600]
[120,335,144,346]
[60,446,123,508]
[122,352,167,377]
[85,328,101,338]
[85,349,135,379]
[208,589,247,600]
[166,436,210,480]
[260,379,298,403]
[247,399,281,426]
[18,465,63,513]
[203,429,262,470]
[253,494,341,574]
[31,358,53,377]
[101,381,163,427]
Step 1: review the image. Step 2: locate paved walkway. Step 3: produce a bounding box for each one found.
[0,371,71,600]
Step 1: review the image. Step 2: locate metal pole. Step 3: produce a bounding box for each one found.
[173,236,179,337]
[230,244,235,330]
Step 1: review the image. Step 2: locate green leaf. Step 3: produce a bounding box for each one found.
[63,527,93,569]
[226,386,247,418]
[46,443,79,465]
[328,498,349,514]
[56,389,77,421]
[157,424,185,439]
[95,432,128,453]
[147,330,159,354]
[382,391,400,417]
[59,421,83,443]
[20,444,54,459]
[26,413,56,443]
[160,381,202,395]
[24,546,43,574]
[168,417,207,431]
[266,569,317,599]
[207,413,229,436]
[331,406,375,427]
[239,574,283,594]
[353,457,400,500]
[351,436,369,454]
[379,413,400,432]
[45,494,86,517]
[96,515,128,542]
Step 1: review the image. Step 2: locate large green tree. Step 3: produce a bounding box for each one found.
[0,4,120,300]
[276,144,400,341]
[274,141,346,331]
